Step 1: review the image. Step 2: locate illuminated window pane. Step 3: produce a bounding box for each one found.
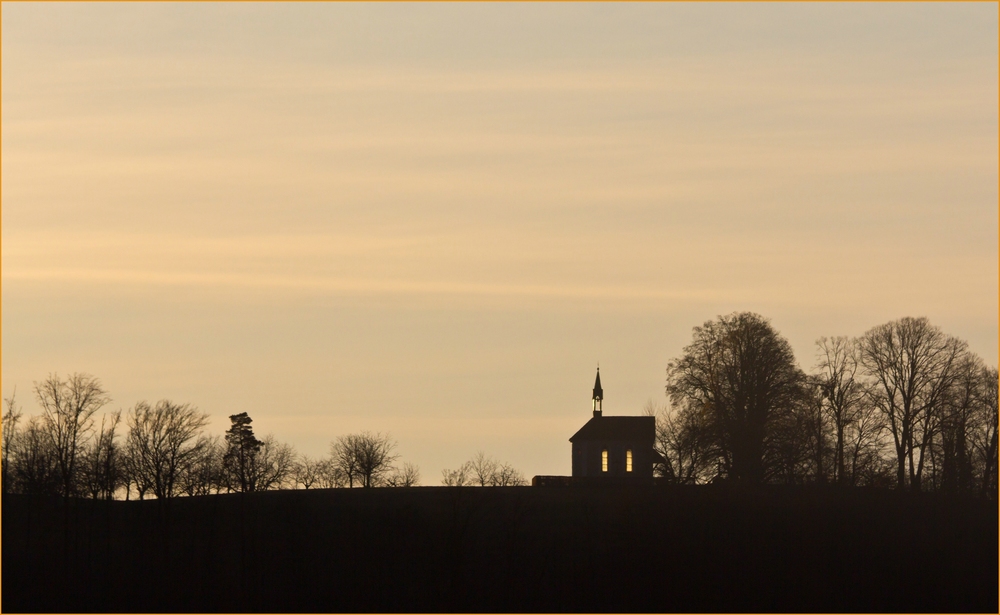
[626,450,633,472]
[602,449,608,472]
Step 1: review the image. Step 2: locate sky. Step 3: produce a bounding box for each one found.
[2,2,997,481]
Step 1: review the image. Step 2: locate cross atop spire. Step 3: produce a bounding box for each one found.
[592,367,603,417]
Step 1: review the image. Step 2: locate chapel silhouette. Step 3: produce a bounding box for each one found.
[533,368,661,486]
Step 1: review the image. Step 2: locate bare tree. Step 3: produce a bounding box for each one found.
[123,436,152,500]
[970,365,998,498]
[125,400,210,499]
[332,432,398,488]
[316,458,349,488]
[79,411,123,500]
[813,337,868,485]
[35,373,111,497]
[331,434,362,488]
[293,455,323,489]
[491,463,527,486]
[355,432,398,488]
[292,454,351,489]
[177,436,223,496]
[767,387,828,484]
[666,312,808,484]
[469,451,499,486]
[935,353,985,493]
[858,317,967,490]
[384,462,421,487]
[10,416,60,495]
[443,453,526,486]
[442,463,472,486]
[843,384,889,487]
[645,398,719,484]
[251,435,296,491]
[2,389,23,494]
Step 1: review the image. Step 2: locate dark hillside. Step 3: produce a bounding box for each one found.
[3,486,996,612]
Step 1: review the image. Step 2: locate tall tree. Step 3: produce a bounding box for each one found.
[842,383,890,487]
[80,411,123,500]
[665,312,807,484]
[937,353,984,493]
[970,366,998,498]
[813,337,868,485]
[35,373,111,497]
[768,386,828,484]
[223,412,262,492]
[858,317,966,490]
[125,400,210,499]
[2,389,23,494]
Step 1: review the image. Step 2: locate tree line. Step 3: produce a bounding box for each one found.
[653,313,998,496]
[0,375,423,498]
[3,312,994,498]
[441,451,528,486]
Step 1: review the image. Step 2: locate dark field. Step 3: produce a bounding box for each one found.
[3,485,996,612]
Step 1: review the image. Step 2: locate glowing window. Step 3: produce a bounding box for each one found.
[626,450,633,472]
[601,449,608,472]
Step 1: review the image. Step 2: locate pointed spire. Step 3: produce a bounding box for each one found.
[592,366,603,417]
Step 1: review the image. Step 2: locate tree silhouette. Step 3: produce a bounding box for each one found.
[666,312,808,484]
[2,389,23,494]
[178,436,223,496]
[937,353,984,493]
[358,432,398,488]
[813,337,871,485]
[80,410,123,500]
[293,455,323,489]
[441,463,471,486]
[251,435,296,491]
[331,432,398,488]
[9,416,60,495]
[858,317,967,490]
[34,373,111,497]
[384,462,421,487]
[972,366,998,497]
[443,452,526,486]
[469,451,499,486]
[645,399,718,484]
[223,412,263,492]
[125,400,209,499]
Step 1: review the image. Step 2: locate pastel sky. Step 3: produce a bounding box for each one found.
[3,3,997,480]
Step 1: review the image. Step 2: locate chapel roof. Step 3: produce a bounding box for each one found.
[569,415,655,443]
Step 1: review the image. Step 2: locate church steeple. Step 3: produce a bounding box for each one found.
[592,366,603,417]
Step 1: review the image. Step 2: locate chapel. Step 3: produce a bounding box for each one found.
[568,368,658,480]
